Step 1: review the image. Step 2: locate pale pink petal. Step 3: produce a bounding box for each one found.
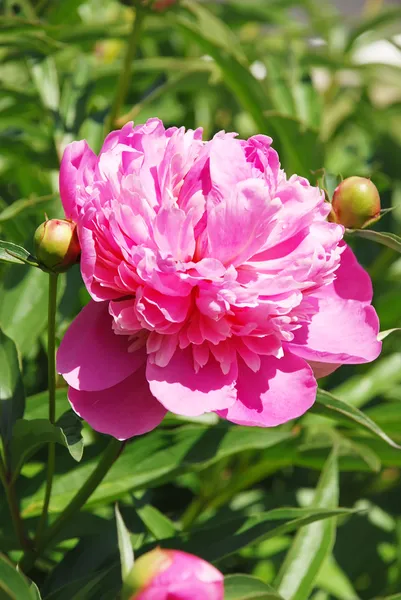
[153,206,196,261]
[59,140,96,221]
[57,301,145,391]
[205,179,280,266]
[68,366,166,440]
[146,348,237,416]
[287,246,381,365]
[218,353,317,427]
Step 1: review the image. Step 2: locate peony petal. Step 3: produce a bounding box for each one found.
[59,140,96,221]
[146,348,237,416]
[307,360,340,379]
[68,366,167,440]
[287,245,381,365]
[57,301,145,391]
[206,179,280,267]
[218,353,317,427]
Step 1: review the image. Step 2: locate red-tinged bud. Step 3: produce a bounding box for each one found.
[34,219,80,273]
[126,548,224,600]
[331,176,381,229]
[153,0,176,12]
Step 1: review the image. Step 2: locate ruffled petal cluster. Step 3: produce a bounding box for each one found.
[57,118,381,439]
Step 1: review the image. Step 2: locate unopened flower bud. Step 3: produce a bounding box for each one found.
[34,219,80,272]
[153,0,177,12]
[331,176,381,229]
[126,548,223,600]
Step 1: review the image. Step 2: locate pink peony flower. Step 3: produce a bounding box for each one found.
[127,548,223,599]
[57,118,381,439]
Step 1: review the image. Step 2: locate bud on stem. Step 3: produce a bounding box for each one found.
[34,219,80,273]
[331,176,381,229]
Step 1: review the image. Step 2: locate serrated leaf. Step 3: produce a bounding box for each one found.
[10,418,83,480]
[312,389,401,449]
[224,574,285,600]
[0,328,25,445]
[276,452,339,600]
[346,229,401,253]
[115,505,134,582]
[0,241,39,267]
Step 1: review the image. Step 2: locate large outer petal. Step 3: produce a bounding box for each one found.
[287,245,382,365]
[68,366,166,440]
[218,353,317,427]
[59,140,96,221]
[57,301,145,391]
[146,348,237,416]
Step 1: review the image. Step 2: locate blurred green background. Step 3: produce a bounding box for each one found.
[1,1,401,598]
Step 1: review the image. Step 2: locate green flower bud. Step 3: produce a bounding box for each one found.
[126,548,172,597]
[331,176,381,229]
[34,219,80,273]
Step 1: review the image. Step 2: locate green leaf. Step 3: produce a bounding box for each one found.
[135,501,177,540]
[171,2,321,177]
[21,424,293,517]
[311,389,401,449]
[224,574,285,600]
[0,266,65,356]
[315,555,359,600]
[346,7,401,51]
[332,354,401,408]
[115,505,134,582]
[276,452,339,600]
[28,580,42,600]
[29,56,60,113]
[0,194,57,223]
[0,553,36,600]
[0,328,25,445]
[24,388,69,421]
[10,418,83,480]
[346,229,401,253]
[0,241,39,267]
[153,506,354,564]
[56,410,84,462]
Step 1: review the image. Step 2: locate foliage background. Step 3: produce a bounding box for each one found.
[1,0,401,598]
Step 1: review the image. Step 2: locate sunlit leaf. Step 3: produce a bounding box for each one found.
[0,328,25,445]
[276,452,339,599]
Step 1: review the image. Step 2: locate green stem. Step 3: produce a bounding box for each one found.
[42,437,122,546]
[104,5,145,135]
[20,437,123,572]
[0,456,30,550]
[35,273,58,543]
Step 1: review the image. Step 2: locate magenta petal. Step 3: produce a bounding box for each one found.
[68,366,167,439]
[59,140,96,221]
[288,246,381,365]
[57,301,145,391]
[218,353,317,427]
[146,349,237,416]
